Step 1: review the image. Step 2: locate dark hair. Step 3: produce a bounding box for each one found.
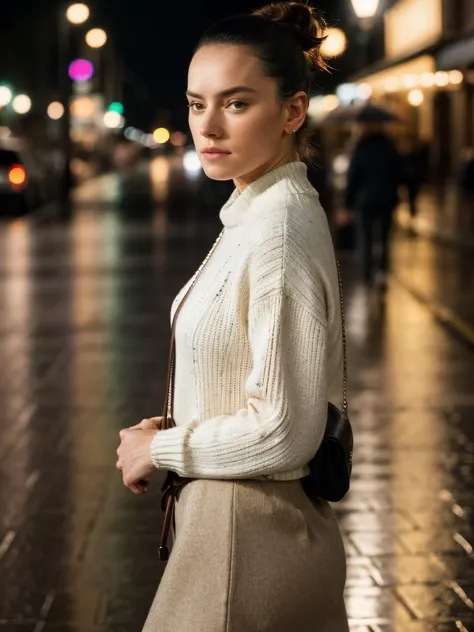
[195,2,328,164]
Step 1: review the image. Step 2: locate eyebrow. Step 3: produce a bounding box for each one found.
[185,86,258,99]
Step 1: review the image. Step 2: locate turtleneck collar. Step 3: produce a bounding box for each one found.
[219,161,313,228]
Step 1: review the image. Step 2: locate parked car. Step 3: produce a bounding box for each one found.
[0,139,56,215]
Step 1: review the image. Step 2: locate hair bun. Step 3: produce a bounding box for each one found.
[253,2,327,70]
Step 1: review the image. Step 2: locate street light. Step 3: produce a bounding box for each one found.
[350,0,379,19]
[66,3,90,24]
[351,0,379,68]
[58,3,90,205]
[85,28,107,48]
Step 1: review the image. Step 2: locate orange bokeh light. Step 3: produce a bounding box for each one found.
[9,165,26,185]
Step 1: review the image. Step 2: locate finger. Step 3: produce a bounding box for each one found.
[123,473,147,492]
[129,481,148,495]
[140,417,163,430]
[127,418,158,431]
[127,420,146,430]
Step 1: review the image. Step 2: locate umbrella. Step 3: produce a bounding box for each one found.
[325,102,402,124]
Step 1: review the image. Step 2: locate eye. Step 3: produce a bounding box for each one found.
[188,102,205,111]
[228,101,248,111]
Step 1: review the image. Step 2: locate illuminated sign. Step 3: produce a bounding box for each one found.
[385,0,443,59]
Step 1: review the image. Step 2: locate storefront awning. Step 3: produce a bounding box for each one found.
[349,43,441,83]
[351,30,474,83]
[437,34,474,70]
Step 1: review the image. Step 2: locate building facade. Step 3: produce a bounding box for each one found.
[354,0,474,179]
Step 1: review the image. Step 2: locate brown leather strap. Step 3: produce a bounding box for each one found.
[161,230,224,428]
[158,231,224,560]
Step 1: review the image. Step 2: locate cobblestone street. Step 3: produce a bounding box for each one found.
[1,161,474,631]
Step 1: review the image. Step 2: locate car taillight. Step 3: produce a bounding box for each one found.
[9,164,26,186]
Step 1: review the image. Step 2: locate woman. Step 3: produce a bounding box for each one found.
[116,3,349,630]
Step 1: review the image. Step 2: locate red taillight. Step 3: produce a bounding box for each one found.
[9,164,26,186]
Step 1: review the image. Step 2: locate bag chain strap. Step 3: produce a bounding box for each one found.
[335,259,348,417]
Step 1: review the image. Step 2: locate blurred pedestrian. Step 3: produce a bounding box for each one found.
[401,133,429,217]
[116,3,349,631]
[345,122,403,289]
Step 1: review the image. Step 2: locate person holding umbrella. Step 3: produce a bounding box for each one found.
[342,105,403,289]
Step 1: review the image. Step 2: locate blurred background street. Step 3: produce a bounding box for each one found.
[1,0,474,630]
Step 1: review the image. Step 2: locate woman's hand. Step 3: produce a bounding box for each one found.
[116,420,162,495]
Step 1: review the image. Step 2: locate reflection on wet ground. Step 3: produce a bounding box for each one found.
[1,157,474,631]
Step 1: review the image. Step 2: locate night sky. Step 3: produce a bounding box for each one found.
[0,1,389,131]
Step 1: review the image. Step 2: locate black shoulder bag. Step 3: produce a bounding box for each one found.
[301,258,353,503]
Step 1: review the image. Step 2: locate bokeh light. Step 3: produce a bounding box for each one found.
[435,71,449,87]
[70,96,95,118]
[357,83,373,100]
[68,59,94,82]
[108,102,124,114]
[337,83,358,105]
[0,86,13,107]
[9,165,26,185]
[66,3,90,24]
[47,102,64,120]
[322,95,339,112]
[170,131,187,147]
[321,28,347,59]
[152,128,170,144]
[351,0,379,19]
[144,134,157,148]
[402,74,419,89]
[408,89,424,107]
[420,73,435,88]
[85,28,107,48]
[12,94,32,114]
[104,111,123,128]
[449,70,463,85]
[183,149,202,174]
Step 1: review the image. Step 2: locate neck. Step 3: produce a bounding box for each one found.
[233,148,300,193]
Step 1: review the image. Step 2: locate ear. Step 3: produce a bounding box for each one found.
[284,91,308,134]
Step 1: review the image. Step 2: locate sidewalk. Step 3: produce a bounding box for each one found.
[395,184,474,249]
[1,166,474,631]
[389,184,474,348]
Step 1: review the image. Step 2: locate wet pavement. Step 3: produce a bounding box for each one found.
[1,157,474,631]
[396,185,474,250]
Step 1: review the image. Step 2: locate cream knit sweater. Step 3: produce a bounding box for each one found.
[150,161,344,481]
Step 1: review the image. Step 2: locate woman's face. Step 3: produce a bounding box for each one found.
[187,44,304,187]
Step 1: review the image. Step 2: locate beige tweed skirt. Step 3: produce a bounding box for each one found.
[142,478,349,632]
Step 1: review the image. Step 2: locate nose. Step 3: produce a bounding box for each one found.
[200,112,223,140]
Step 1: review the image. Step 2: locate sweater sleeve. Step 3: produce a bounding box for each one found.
[150,286,329,479]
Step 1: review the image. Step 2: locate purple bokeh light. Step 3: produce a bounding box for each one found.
[68,59,94,82]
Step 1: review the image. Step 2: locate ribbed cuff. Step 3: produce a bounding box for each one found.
[150,425,189,473]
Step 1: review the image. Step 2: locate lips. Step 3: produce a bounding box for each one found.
[201,148,231,155]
